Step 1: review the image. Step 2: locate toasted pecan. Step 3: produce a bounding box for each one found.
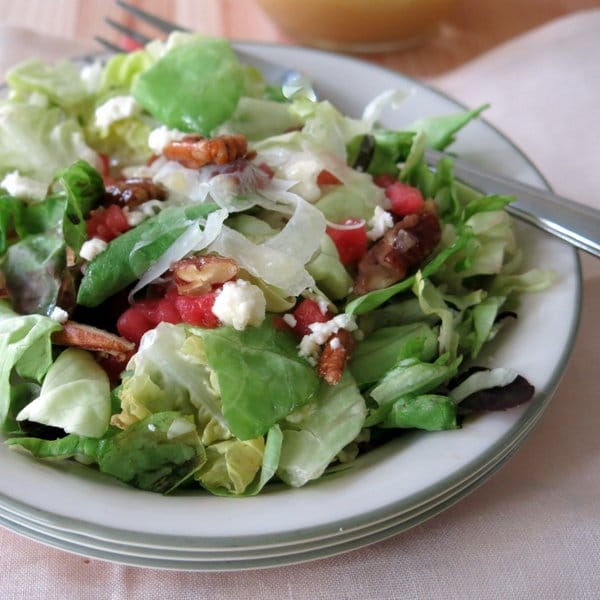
[52,321,135,361]
[163,134,248,169]
[170,255,238,295]
[104,178,167,209]
[354,201,441,295]
[317,329,357,386]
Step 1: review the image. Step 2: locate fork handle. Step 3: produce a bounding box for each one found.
[426,150,600,258]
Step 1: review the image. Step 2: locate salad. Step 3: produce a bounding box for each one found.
[0,33,552,496]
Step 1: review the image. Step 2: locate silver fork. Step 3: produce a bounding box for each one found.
[101,1,600,257]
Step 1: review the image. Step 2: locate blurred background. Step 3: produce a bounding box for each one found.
[0,0,598,78]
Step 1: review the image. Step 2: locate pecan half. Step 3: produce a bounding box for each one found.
[163,134,248,169]
[104,178,167,209]
[317,329,357,386]
[354,201,441,295]
[170,255,239,295]
[52,321,135,361]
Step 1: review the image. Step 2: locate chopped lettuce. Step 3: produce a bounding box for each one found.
[277,372,366,487]
[96,412,206,493]
[0,102,98,184]
[197,319,320,440]
[114,323,223,430]
[132,37,246,134]
[0,302,61,429]
[17,348,111,438]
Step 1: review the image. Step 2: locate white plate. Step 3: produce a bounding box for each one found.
[0,42,581,570]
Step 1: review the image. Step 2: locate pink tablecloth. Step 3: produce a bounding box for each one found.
[0,11,598,600]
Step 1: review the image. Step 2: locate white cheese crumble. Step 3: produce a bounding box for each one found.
[80,61,103,94]
[124,199,165,227]
[80,237,108,261]
[148,126,189,155]
[282,313,297,328]
[280,157,322,203]
[0,171,47,200]
[367,205,394,241]
[49,306,69,324]
[329,337,342,350]
[317,297,329,315]
[211,279,267,331]
[298,313,358,365]
[94,95,139,129]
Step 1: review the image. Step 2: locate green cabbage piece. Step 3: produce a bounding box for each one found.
[0,102,98,184]
[196,436,264,495]
[0,302,61,429]
[380,394,458,431]
[16,348,111,438]
[114,323,223,431]
[6,59,90,112]
[277,372,367,488]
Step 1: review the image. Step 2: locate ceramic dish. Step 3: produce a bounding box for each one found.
[0,42,581,570]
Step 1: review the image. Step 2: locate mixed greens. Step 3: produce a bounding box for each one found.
[0,33,552,495]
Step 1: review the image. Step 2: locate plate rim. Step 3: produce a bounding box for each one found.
[0,41,582,565]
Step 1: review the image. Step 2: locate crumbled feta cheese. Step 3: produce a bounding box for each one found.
[49,306,69,324]
[317,297,329,315]
[0,171,47,200]
[147,423,156,432]
[152,160,210,203]
[148,126,189,155]
[367,205,394,241]
[211,279,267,331]
[94,95,138,129]
[282,313,297,328]
[80,237,108,261]
[80,61,103,93]
[124,199,165,227]
[298,313,358,364]
[329,337,342,350]
[281,157,322,203]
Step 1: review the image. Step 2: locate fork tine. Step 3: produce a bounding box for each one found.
[105,17,152,44]
[95,36,123,53]
[116,0,190,34]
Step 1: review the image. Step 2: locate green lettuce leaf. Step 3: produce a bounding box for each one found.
[132,37,245,134]
[368,356,461,423]
[96,411,206,493]
[77,202,219,307]
[198,319,320,440]
[3,233,65,316]
[277,372,367,487]
[406,104,489,150]
[380,394,457,431]
[350,323,438,387]
[5,433,101,461]
[48,160,105,253]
